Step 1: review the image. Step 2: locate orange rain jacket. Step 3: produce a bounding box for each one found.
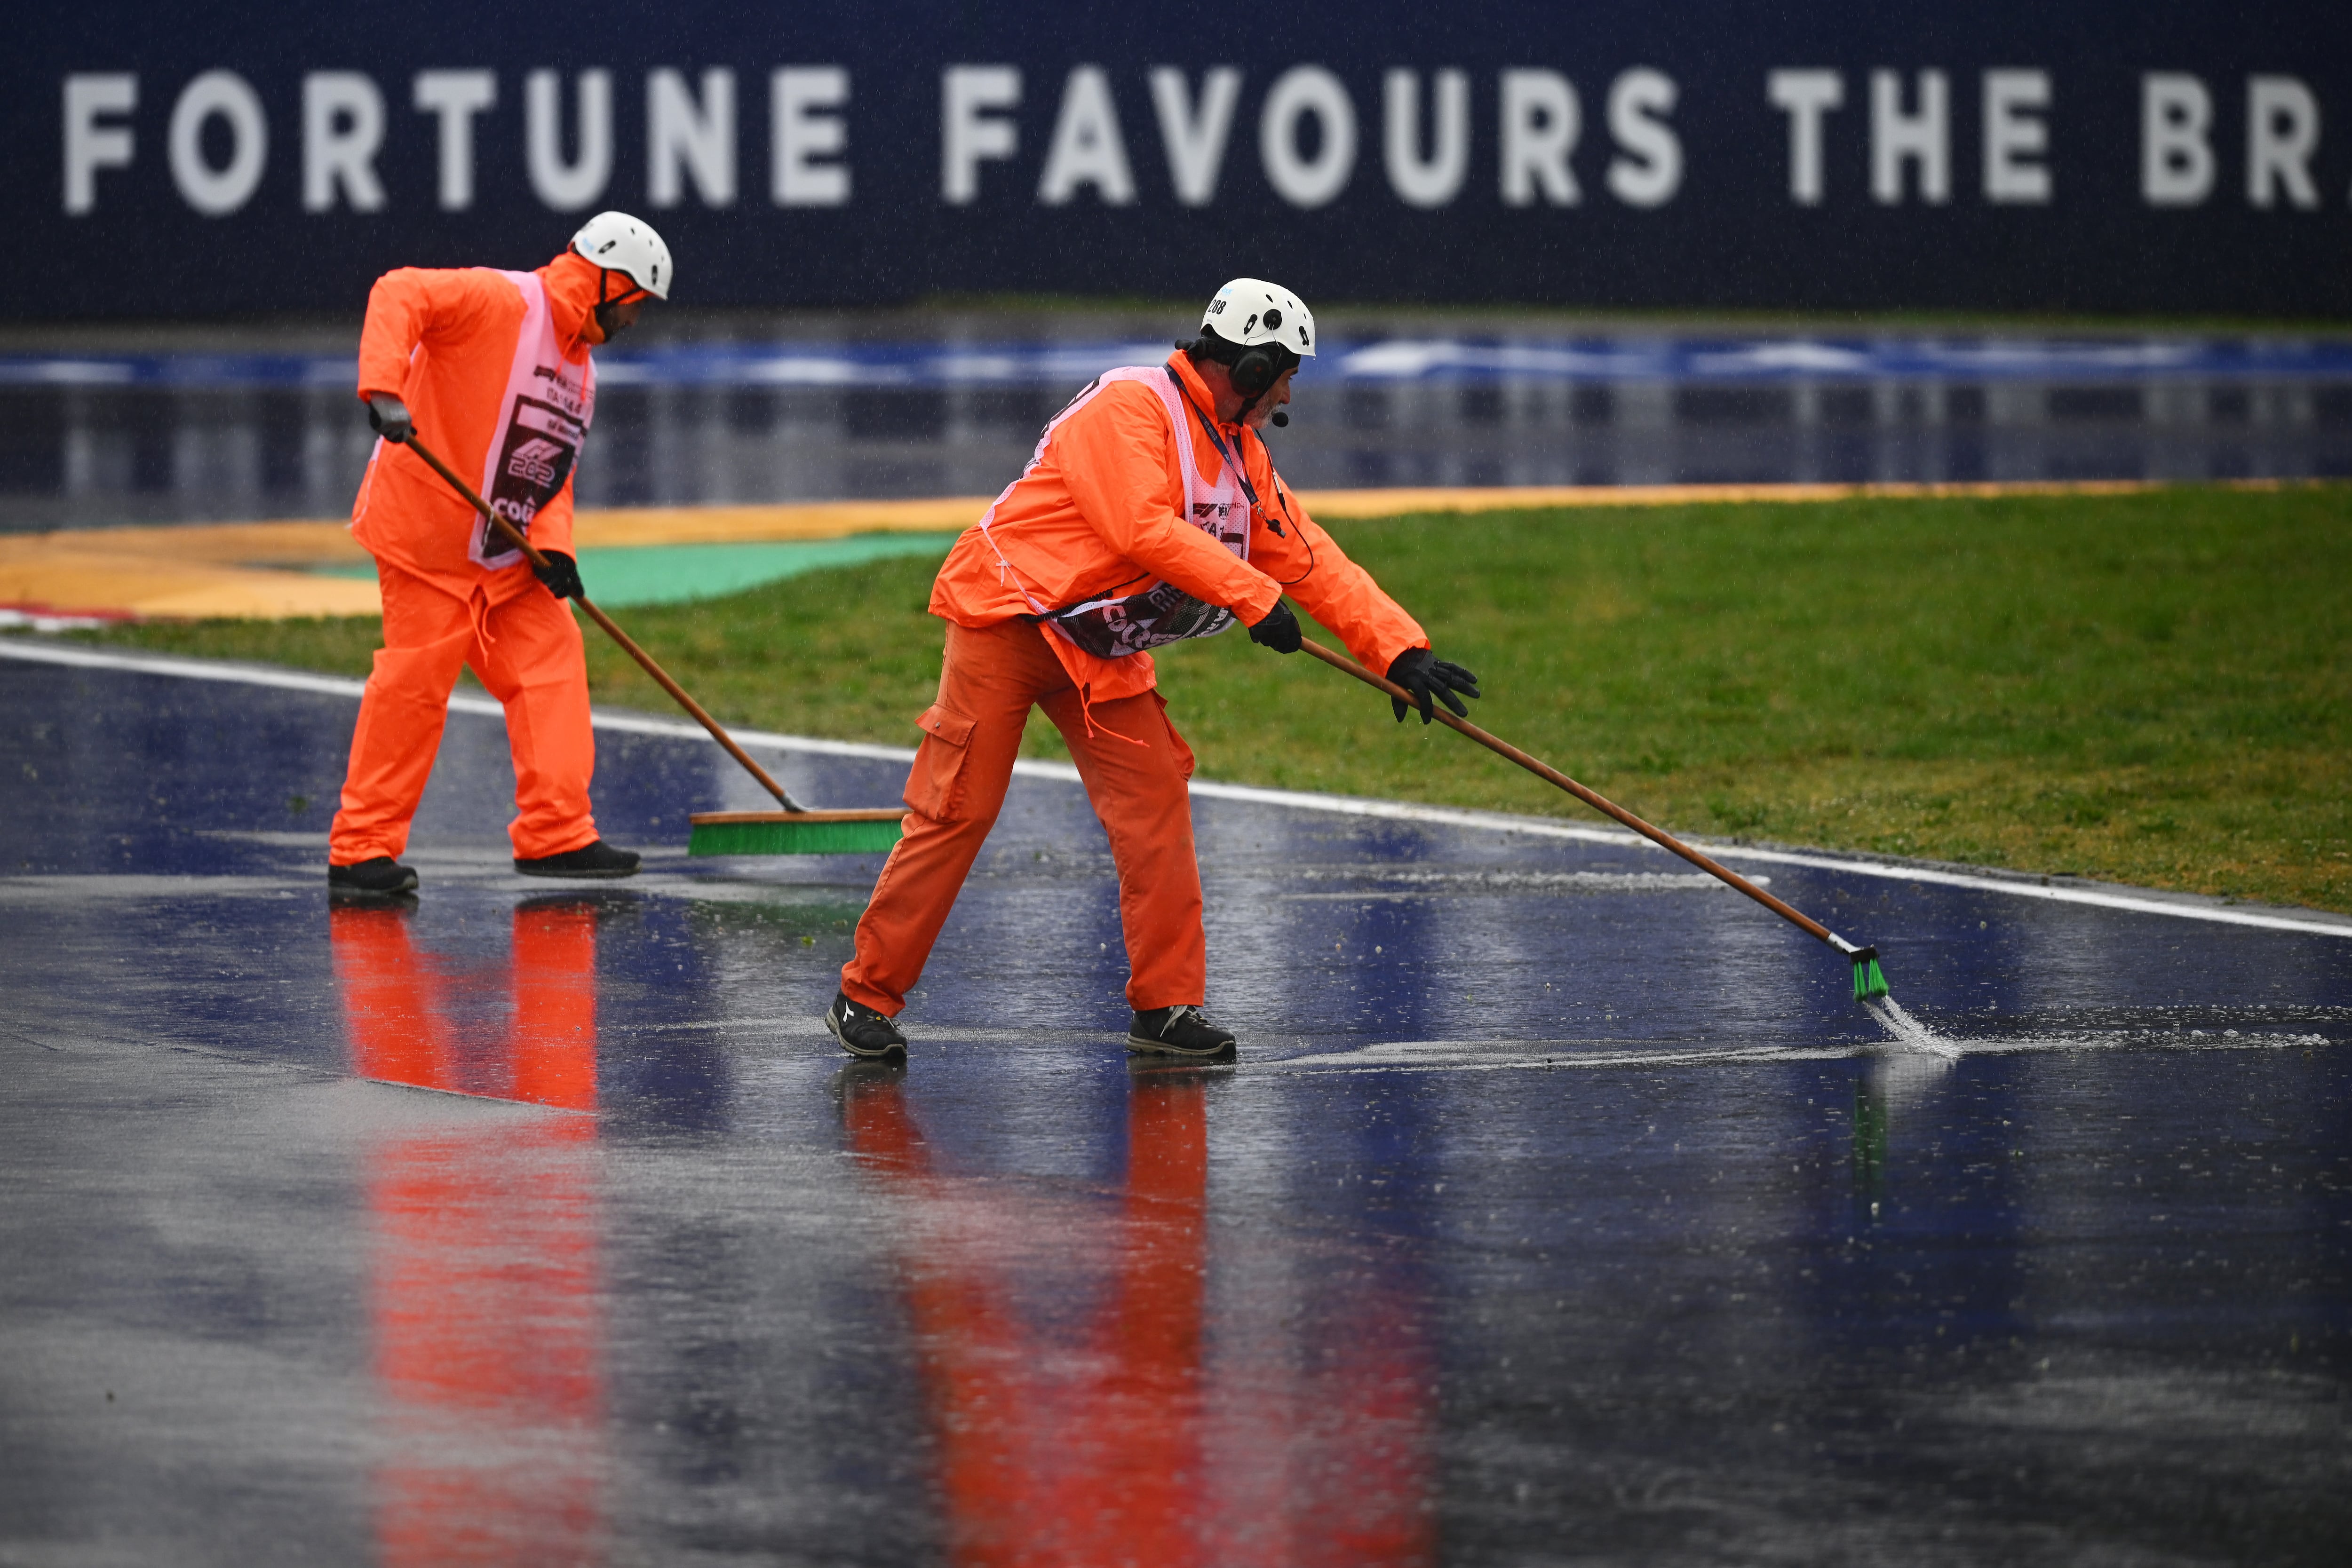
[928,353,1429,705]
[350,250,611,593]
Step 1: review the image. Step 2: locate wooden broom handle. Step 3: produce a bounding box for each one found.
[400,432,805,813]
[1300,636,1839,947]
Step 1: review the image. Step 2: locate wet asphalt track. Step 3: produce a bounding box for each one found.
[2,643,2349,1566]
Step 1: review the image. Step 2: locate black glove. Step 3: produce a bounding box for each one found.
[365,392,413,443]
[1246,599,1302,654]
[1387,646,1481,724]
[533,550,584,601]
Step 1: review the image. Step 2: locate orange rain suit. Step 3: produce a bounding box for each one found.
[841,353,1430,1016]
[329,251,615,865]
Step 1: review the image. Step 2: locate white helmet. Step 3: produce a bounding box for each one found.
[570,211,673,300]
[1201,278,1316,358]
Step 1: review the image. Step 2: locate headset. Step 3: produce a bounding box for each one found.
[1232,304,1295,425]
[1204,334,1294,426]
[1236,348,1290,426]
[1179,299,1300,424]
[1231,342,1279,398]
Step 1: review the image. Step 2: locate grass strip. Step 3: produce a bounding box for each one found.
[53,486,2352,913]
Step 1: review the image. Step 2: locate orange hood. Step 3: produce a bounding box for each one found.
[537,250,609,355]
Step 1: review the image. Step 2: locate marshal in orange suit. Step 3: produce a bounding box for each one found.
[826,280,1483,1063]
[326,214,672,900]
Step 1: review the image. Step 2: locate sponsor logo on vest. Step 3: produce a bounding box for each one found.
[507,436,567,490]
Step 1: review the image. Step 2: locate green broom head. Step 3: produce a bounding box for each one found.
[1851,945,1889,1001]
[689,809,907,857]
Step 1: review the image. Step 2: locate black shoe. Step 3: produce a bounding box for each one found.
[328,856,418,898]
[514,840,640,879]
[1128,1004,1237,1059]
[826,991,908,1060]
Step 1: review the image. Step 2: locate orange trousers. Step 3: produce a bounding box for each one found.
[329,558,599,864]
[842,618,1204,1015]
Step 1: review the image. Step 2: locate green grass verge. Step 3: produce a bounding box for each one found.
[51,486,2352,913]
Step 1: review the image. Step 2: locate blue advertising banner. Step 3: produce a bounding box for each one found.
[11,2,2349,319]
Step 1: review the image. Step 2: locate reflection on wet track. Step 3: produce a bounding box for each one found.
[840,1063,1437,1565]
[2,654,2348,1563]
[337,898,609,1566]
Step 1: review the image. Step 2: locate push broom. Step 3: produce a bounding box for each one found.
[402,432,907,856]
[1302,637,1890,1002]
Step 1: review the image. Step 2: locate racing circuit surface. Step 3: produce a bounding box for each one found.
[3,642,2348,1566]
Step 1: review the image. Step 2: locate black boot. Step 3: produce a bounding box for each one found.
[825,991,908,1060]
[514,840,641,879]
[1128,1004,1237,1059]
[328,856,418,898]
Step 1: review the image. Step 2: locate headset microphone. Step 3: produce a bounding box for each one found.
[1270,410,1289,428]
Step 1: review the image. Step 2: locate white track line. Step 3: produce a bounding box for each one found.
[0,638,928,761]
[3,639,381,701]
[7,636,2348,940]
